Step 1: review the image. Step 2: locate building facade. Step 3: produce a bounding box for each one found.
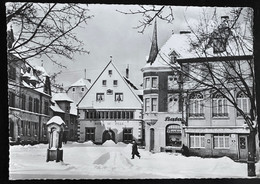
[77,60,143,144]
[8,53,52,144]
[142,19,257,161]
[66,78,92,105]
[50,93,78,141]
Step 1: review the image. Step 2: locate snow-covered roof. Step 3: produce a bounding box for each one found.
[50,101,64,113]
[70,78,91,88]
[52,93,73,103]
[143,32,253,69]
[32,65,50,77]
[46,116,65,125]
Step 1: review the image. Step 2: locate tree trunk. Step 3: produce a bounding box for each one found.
[247,130,256,176]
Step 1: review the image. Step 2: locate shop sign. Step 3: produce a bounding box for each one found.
[165,117,183,122]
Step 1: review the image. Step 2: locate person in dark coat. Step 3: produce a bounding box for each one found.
[181,144,189,157]
[131,140,140,159]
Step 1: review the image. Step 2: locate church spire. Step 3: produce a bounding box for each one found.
[147,19,158,65]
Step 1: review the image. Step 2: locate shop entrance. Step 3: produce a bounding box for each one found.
[102,129,115,143]
[238,135,248,161]
[150,128,154,152]
[166,124,182,147]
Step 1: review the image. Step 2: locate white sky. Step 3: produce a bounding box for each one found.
[28,4,236,88]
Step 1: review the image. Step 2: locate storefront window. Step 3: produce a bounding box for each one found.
[190,133,205,148]
[214,133,230,148]
[85,127,95,141]
[166,124,182,147]
[123,128,133,142]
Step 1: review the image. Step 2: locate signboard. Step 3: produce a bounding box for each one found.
[167,124,181,133]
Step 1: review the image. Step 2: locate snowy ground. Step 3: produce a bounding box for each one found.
[9,140,260,179]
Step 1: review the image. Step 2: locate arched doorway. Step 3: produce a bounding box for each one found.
[165,124,182,147]
[150,128,154,152]
[102,129,115,143]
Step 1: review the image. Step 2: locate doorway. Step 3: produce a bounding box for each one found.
[150,128,154,152]
[102,129,115,143]
[238,135,248,161]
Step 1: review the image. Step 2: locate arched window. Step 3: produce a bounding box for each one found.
[236,91,250,116]
[189,92,204,117]
[212,92,228,117]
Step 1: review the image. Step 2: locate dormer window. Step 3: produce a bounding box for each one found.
[108,70,112,76]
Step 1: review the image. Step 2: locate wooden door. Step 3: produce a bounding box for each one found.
[238,135,248,161]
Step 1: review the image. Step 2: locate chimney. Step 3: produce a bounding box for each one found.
[126,64,129,79]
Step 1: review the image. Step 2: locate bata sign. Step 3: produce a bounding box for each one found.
[165,117,184,122]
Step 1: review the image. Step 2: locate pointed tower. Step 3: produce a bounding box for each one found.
[147,19,159,65]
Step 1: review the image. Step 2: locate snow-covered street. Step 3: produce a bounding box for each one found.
[9,140,260,179]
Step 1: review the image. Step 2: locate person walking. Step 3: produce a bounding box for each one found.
[131,140,140,159]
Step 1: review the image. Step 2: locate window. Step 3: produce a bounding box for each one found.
[102,80,107,86]
[9,65,16,80]
[29,97,33,111]
[212,92,228,117]
[168,75,179,90]
[115,93,123,102]
[85,128,95,141]
[166,124,182,147]
[96,93,104,101]
[81,87,85,92]
[44,100,49,115]
[189,92,204,117]
[151,98,157,112]
[72,87,75,92]
[108,70,112,75]
[213,37,227,53]
[183,64,190,81]
[190,133,205,148]
[144,98,150,112]
[214,134,230,148]
[66,105,70,112]
[8,91,15,108]
[168,94,179,113]
[123,128,133,142]
[144,77,150,89]
[237,91,250,116]
[113,80,118,86]
[151,77,158,88]
[33,98,39,113]
[21,94,26,110]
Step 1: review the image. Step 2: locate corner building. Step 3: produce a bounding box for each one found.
[77,60,143,144]
[142,20,258,161]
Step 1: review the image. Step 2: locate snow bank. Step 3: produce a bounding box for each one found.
[102,140,116,147]
[93,151,133,170]
[71,141,95,146]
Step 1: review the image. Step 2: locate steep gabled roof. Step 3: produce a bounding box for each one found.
[143,31,253,70]
[52,93,73,103]
[70,78,91,88]
[77,60,143,108]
